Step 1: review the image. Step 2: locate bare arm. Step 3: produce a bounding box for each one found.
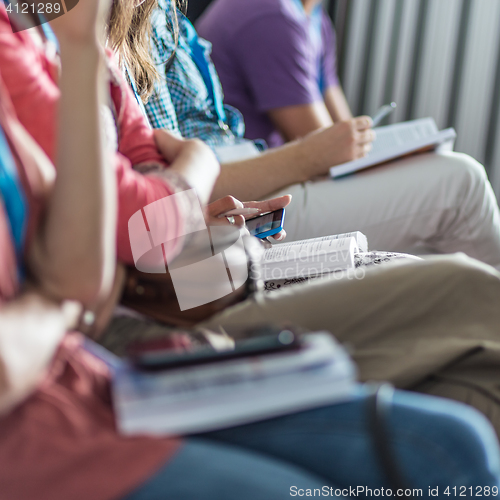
[29,3,115,306]
[324,85,353,123]
[0,291,80,415]
[0,0,115,412]
[267,101,333,142]
[211,117,374,201]
[153,130,220,206]
[265,89,352,143]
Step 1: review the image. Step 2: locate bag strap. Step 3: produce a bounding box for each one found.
[367,383,412,496]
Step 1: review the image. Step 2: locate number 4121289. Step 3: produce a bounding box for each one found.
[6,3,61,14]
[444,486,499,496]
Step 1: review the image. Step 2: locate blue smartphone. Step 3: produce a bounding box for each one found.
[245,208,285,239]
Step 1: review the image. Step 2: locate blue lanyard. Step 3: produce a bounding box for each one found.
[39,14,60,50]
[125,65,152,126]
[178,12,230,133]
[0,125,27,280]
[290,0,325,92]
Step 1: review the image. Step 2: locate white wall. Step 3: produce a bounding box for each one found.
[330,0,500,197]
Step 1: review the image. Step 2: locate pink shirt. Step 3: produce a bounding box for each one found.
[0,70,182,500]
[0,6,187,265]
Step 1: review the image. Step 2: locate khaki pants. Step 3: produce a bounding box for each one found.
[200,254,500,434]
[101,254,500,434]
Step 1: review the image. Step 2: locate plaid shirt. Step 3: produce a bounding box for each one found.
[146,0,246,148]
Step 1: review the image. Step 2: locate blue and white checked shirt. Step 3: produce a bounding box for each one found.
[146,0,246,148]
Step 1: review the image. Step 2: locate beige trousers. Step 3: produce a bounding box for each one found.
[200,254,500,435]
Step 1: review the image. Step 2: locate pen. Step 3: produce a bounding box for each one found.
[371,102,397,127]
[218,208,261,218]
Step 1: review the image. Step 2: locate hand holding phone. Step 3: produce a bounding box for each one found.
[245,208,286,239]
[207,195,291,240]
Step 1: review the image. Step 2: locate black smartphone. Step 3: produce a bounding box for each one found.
[128,325,301,371]
[245,208,285,239]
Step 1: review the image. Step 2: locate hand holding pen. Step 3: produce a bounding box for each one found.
[371,102,397,127]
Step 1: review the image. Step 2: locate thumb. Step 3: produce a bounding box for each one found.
[354,116,373,131]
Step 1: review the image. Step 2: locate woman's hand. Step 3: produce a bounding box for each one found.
[206,194,292,241]
[0,288,81,415]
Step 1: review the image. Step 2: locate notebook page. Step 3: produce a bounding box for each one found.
[370,118,438,154]
[276,232,367,253]
[330,118,456,178]
[263,236,354,264]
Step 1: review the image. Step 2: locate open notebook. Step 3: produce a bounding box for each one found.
[330,118,456,179]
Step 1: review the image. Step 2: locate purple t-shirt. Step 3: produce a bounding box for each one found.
[196,0,339,147]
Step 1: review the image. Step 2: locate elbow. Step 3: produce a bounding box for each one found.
[31,253,111,306]
[46,260,113,305]
[28,237,114,305]
[40,272,104,306]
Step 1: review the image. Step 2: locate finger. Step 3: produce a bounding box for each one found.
[243,195,292,216]
[208,214,245,227]
[354,116,373,131]
[260,238,272,249]
[208,196,244,217]
[231,215,245,227]
[272,230,287,242]
[356,143,373,158]
[356,129,376,145]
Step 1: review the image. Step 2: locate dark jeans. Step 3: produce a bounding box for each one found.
[124,387,500,499]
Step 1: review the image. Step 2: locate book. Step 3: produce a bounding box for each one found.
[112,332,357,436]
[329,117,457,179]
[258,231,367,282]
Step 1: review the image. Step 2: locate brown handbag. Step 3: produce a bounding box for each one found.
[121,227,264,327]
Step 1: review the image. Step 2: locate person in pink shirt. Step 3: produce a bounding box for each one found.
[2,2,500,500]
[0,2,222,265]
[0,2,186,497]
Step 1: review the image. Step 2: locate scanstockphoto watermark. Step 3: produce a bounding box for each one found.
[290,485,500,497]
[128,189,249,311]
[290,486,423,497]
[250,261,367,283]
[4,0,78,32]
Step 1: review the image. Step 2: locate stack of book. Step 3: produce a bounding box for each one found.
[112,332,357,436]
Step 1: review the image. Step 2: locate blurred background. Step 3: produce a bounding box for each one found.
[188,0,500,198]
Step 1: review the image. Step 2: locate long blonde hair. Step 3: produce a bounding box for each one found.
[108,0,187,103]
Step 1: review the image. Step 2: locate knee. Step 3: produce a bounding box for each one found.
[444,152,490,193]
[415,254,500,288]
[392,391,500,486]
